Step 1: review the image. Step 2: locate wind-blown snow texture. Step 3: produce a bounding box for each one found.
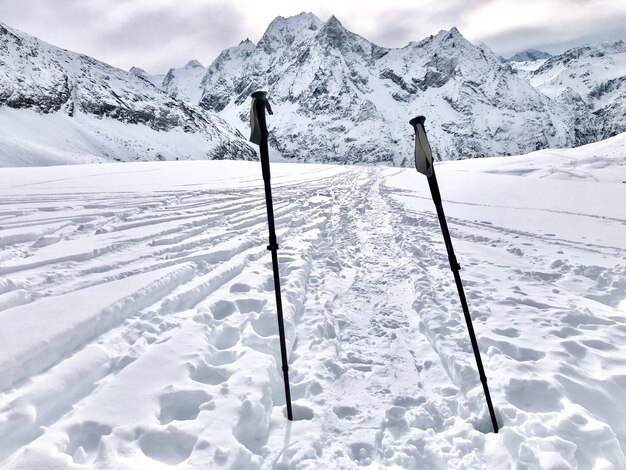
[0,132,625,469]
[0,22,255,166]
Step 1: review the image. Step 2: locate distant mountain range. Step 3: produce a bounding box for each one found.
[508,49,552,62]
[1,14,625,166]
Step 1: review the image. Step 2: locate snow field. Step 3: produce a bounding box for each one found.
[0,135,625,468]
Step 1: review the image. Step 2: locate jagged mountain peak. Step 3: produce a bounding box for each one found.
[405,27,470,52]
[447,26,462,37]
[433,27,475,49]
[326,15,342,26]
[129,66,146,75]
[239,38,255,46]
[318,15,354,42]
[234,38,256,53]
[258,12,323,52]
[314,14,388,62]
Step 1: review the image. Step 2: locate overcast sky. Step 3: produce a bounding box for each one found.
[1,0,625,73]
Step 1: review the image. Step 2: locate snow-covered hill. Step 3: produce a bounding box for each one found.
[0,132,624,468]
[0,22,256,166]
[160,13,573,165]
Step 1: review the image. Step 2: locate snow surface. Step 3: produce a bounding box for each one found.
[0,107,252,167]
[0,133,625,469]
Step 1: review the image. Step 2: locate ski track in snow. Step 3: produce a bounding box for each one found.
[0,157,625,469]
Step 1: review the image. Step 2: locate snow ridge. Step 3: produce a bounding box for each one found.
[528,40,626,139]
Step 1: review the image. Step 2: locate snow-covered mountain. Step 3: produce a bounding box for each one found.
[0,22,256,166]
[154,13,626,165]
[528,40,626,139]
[160,13,573,165]
[3,14,625,167]
[508,49,552,62]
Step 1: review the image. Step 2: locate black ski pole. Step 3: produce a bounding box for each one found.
[409,116,499,433]
[249,90,293,421]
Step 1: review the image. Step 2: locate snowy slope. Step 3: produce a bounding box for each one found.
[156,14,573,165]
[0,132,624,468]
[509,59,548,81]
[0,22,256,166]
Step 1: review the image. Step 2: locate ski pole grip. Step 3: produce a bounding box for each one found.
[250,90,273,145]
[409,115,434,177]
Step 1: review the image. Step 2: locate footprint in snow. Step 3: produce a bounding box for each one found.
[137,426,197,466]
[190,363,233,386]
[64,421,112,465]
[158,389,212,424]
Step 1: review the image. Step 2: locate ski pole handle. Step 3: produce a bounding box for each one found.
[409,115,434,177]
[250,91,274,182]
[250,91,273,140]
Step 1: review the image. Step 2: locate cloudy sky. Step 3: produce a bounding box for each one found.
[1,0,625,73]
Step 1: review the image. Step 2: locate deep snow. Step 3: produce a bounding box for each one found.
[0,133,625,469]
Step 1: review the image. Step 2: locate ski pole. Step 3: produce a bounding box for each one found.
[409,116,499,433]
[249,90,293,421]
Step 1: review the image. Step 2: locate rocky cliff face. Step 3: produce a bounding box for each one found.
[0,22,256,164]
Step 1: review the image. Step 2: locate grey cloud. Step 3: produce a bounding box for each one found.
[479,13,626,57]
[1,0,625,73]
[93,2,245,71]
[351,1,490,47]
[339,0,625,57]
[363,8,438,47]
[0,0,247,72]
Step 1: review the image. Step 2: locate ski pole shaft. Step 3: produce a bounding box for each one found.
[251,91,293,421]
[409,115,498,433]
[426,170,498,433]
